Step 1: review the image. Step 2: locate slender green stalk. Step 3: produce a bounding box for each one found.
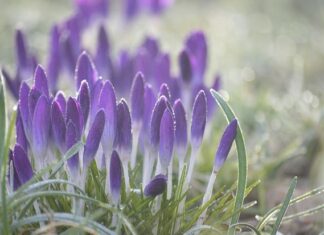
[210,89,248,235]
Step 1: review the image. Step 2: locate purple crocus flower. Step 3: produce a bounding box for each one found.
[178,49,192,84]
[51,101,67,153]
[11,144,33,190]
[75,0,108,23]
[158,83,171,101]
[75,52,98,91]
[150,96,168,150]
[99,80,117,153]
[83,109,106,168]
[66,97,84,138]
[34,65,50,98]
[110,150,122,204]
[185,31,207,85]
[130,72,145,123]
[190,90,207,149]
[114,99,132,159]
[54,91,67,115]
[77,80,90,126]
[173,99,187,156]
[159,108,174,171]
[66,121,79,175]
[31,95,50,168]
[144,174,167,197]
[16,111,28,152]
[214,119,238,172]
[141,84,156,144]
[124,0,140,20]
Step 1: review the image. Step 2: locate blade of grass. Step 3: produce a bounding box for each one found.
[229,223,261,235]
[270,177,297,235]
[0,109,16,235]
[210,89,247,235]
[0,72,6,168]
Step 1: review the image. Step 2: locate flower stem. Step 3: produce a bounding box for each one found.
[130,123,141,169]
[167,162,173,200]
[122,162,130,194]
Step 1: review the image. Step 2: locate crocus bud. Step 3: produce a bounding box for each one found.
[12,144,33,186]
[83,109,105,169]
[28,88,41,123]
[46,25,61,92]
[185,31,207,84]
[15,29,29,70]
[214,119,238,172]
[54,91,66,115]
[99,80,117,152]
[158,83,171,101]
[130,72,145,123]
[77,80,90,125]
[110,150,122,204]
[144,174,167,197]
[66,97,84,139]
[51,101,66,153]
[141,84,156,141]
[173,99,187,154]
[150,96,168,150]
[16,111,28,152]
[178,50,192,83]
[190,90,207,149]
[32,95,50,162]
[159,108,175,170]
[90,79,104,123]
[75,52,98,90]
[34,65,49,98]
[19,82,31,137]
[95,25,112,78]
[66,121,79,175]
[114,99,132,160]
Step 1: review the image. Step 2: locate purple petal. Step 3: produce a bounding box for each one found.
[83,109,105,168]
[190,90,207,149]
[124,0,139,20]
[150,96,168,149]
[159,108,175,170]
[54,91,67,115]
[214,119,238,171]
[130,72,145,122]
[75,52,98,90]
[114,50,134,95]
[66,97,83,138]
[154,53,170,88]
[28,88,41,124]
[144,174,167,197]
[114,99,132,156]
[13,144,33,185]
[95,25,113,78]
[98,80,117,152]
[173,99,187,151]
[34,65,49,98]
[47,25,61,92]
[19,82,31,137]
[110,150,122,204]
[141,36,159,58]
[32,95,50,159]
[2,68,20,99]
[158,83,171,101]
[15,29,29,70]
[8,149,21,191]
[90,79,104,123]
[77,80,90,125]
[51,101,66,153]
[61,34,79,74]
[66,121,79,173]
[168,78,181,104]
[178,49,192,83]
[16,111,28,152]
[185,31,207,84]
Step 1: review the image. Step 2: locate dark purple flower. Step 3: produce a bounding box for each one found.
[190,90,207,149]
[90,79,104,123]
[83,109,105,168]
[185,31,207,85]
[214,119,237,171]
[159,108,175,170]
[75,52,98,90]
[12,144,33,186]
[8,150,21,191]
[31,95,50,160]
[150,96,167,150]
[28,88,41,122]
[130,72,145,123]
[77,80,90,125]
[178,49,192,83]
[114,99,132,158]
[54,91,67,115]
[66,121,79,174]
[34,65,50,98]
[51,101,66,153]
[173,99,187,153]
[16,111,28,152]
[144,174,167,197]
[98,80,117,152]
[110,150,122,204]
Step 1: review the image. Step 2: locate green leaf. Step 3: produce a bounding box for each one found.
[210,89,247,235]
[270,176,297,235]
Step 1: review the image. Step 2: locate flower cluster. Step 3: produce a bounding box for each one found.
[5,0,238,229]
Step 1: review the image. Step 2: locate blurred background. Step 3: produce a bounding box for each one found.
[0,0,323,234]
